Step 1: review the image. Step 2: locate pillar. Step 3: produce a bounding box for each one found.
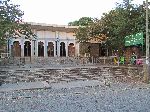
[31,40,34,57]
[76,42,80,56]
[9,38,13,56]
[57,41,60,57]
[44,40,48,57]
[54,41,56,57]
[36,41,38,57]
[65,41,68,57]
[20,39,24,57]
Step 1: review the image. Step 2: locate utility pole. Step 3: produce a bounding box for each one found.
[143,0,150,83]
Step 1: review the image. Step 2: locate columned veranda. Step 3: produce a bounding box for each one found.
[10,39,76,57]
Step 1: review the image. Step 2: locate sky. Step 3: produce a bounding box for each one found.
[12,0,143,25]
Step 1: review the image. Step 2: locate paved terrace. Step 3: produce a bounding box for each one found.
[0,57,149,112]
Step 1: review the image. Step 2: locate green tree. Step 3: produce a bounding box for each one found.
[69,17,95,55]
[69,0,146,55]
[90,0,146,54]
[68,17,94,26]
[69,17,108,55]
[0,0,35,46]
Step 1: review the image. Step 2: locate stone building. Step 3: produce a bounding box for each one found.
[8,22,79,57]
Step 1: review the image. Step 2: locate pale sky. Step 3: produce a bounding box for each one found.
[12,0,143,25]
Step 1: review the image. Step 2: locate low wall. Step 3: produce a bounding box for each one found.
[0,56,145,67]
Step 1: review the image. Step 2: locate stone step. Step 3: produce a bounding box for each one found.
[103,70,110,72]
[114,71,122,75]
[35,77,43,81]
[63,74,72,76]
[68,75,79,78]
[80,73,89,76]
[75,77,87,80]
[114,71,122,73]
[60,78,71,82]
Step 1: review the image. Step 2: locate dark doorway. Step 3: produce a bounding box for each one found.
[60,42,66,57]
[47,42,54,57]
[68,43,75,57]
[24,41,31,57]
[101,48,107,56]
[12,41,21,57]
[38,41,44,57]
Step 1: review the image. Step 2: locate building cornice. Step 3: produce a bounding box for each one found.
[27,22,79,32]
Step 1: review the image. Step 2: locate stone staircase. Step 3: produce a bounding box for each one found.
[0,66,143,85]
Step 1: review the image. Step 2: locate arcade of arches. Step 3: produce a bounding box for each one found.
[11,41,75,57]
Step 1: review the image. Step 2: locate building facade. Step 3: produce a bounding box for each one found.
[8,22,79,57]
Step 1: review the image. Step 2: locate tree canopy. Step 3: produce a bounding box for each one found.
[69,0,146,53]
[0,0,35,45]
[100,0,146,51]
[68,17,94,26]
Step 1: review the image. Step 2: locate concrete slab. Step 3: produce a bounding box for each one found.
[0,80,103,92]
[0,81,50,92]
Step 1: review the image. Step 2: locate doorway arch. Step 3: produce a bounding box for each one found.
[68,43,75,57]
[11,41,21,57]
[47,42,54,57]
[60,42,66,57]
[38,41,44,57]
[24,41,31,57]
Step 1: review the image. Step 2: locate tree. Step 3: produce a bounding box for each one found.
[0,0,35,46]
[90,0,146,54]
[69,0,146,56]
[69,17,102,43]
[69,17,95,55]
[68,17,94,26]
[69,17,108,55]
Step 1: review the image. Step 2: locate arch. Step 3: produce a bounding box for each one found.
[60,42,66,57]
[24,41,31,57]
[47,42,54,57]
[11,41,21,57]
[68,43,75,57]
[38,41,44,57]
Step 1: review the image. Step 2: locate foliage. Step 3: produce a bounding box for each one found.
[101,0,146,53]
[0,0,35,46]
[69,0,146,55]
[75,26,90,43]
[70,17,104,43]
[68,17,94,26]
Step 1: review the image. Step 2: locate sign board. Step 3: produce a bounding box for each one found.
[125,32,143,46]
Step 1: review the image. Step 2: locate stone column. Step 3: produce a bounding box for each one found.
[65,41,68,57]
[57,41,60,57]
[55,31,60,57]
[20,39,24,57]
[9,38,13,56]
[54,41,56,57]
[36,41,38,57]
[76,42,80,57]
[44,40,48,57]
[31,40,34,57]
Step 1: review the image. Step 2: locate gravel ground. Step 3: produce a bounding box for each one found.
[0,80,150,112]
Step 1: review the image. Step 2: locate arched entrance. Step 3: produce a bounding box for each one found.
[60,42,66,57]
[47,42,54,57]
[68,43,75,57]
[38,41,44,57]
[11,41,21,57]
[24,41,31,57]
